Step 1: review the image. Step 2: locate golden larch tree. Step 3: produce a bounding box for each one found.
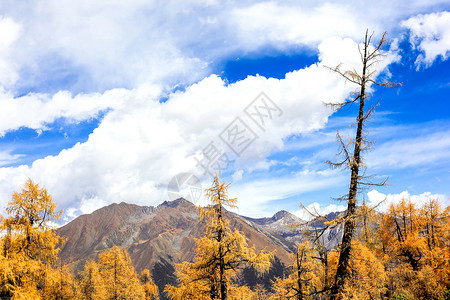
[0,178,64,299]
[140,269,159,300]
[272,240,322,300]
[328,240,387,299]
[379,198,450,299]
[41,262,76,299]
[97,245,145,300]
[78,260,107,300]
[166,174,273,300]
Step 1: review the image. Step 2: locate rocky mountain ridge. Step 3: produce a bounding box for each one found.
[56,199,343,297]
[58,199,300,270]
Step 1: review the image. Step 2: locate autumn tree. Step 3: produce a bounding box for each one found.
[41,261,76,299]
[327,239,387,299]
[272,241,322,300]
[166,174,273,300]
[97,245,145,300]
[379,198,450,299]
[0,178,64,299]
[78,260,107,300]
[140,269,159,300]
[227,285,259,299]
[325,30,400,298]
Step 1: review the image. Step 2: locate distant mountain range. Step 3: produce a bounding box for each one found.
[56,198,343,297]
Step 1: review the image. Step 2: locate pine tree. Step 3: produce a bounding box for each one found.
[166,174,273,300]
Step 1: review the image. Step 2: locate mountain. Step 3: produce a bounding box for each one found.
[56,199,342,297]
[244,210,305,245]
[244,209,344,249]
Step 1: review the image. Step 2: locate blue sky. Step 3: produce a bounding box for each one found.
[0,1,449,222]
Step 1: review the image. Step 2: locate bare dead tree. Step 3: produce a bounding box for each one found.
[325,30,401,299]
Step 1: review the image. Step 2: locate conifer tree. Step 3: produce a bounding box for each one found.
[325,31,400,298]
[41,262,76,299]
[140,269,159,300]
[166,174,273,300]
[97,245,145,300]
[324,240,386,299]
[271,241,322,300]
[0,178,63,299]
[78,260,107,300]
[379,198,450,299]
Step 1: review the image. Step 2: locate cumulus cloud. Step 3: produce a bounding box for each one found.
[0,1,215,92]
[0,16,22,88]
[0,36,370,220]
[402,11,450,68]
[0,0,443,93]
[0,88,131,136]
[0,0,444,221]
[230,2,367,50]
[367,189,449,212]
[295,202,347,221]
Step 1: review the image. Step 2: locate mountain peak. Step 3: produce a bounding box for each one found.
[159,198,194,209]
[57,198,296,282]
[272,210,291,221]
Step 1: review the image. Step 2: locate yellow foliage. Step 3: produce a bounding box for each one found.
[78,260,107,300]
[40,263,76,299]
[228,285,258,299]
[328,240,387,299]
[167,174,273,300]
[97,245,145,299]
[2,178,63,263]
[140,269,159,300]
[272,241,323,299]
[379,198,450,299]
[0,179,63,299]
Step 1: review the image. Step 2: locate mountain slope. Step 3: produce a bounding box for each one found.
[57,199,297,274]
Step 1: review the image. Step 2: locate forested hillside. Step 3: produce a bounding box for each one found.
[1,177,449,299]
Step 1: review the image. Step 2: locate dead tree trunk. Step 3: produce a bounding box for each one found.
[326,30,400,299]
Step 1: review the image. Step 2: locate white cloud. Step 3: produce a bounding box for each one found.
[0,36,371,220]
[402,11,450,68]
[295,202,346,221]
[0,88,132,136]
[231,169,346,217]
[367,189,449,212]
[230,2,369,51]
[231,170,244,182]
[79,195,108,215]
[366,128,450,170]
[0,1,216,92]
[0,16,22,88]
[0,1,443,93]
[0,150,24,166]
